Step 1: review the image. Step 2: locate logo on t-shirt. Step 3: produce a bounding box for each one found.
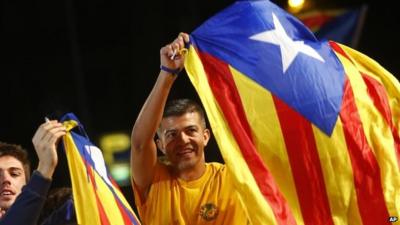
[199,203,218,221]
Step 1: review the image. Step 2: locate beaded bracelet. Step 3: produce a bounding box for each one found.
[160,65,182,76]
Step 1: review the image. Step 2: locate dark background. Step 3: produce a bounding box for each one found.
[1,0,398,206]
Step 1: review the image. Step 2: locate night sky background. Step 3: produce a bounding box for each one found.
[1,0,398,207]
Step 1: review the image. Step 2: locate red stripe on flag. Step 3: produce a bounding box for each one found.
[109,181,136,225]
[361,73,400,169]
[87,164,111,225]
[198,51,297,225]
[110,177,122,192]
[273,96,334,225]
[114,197,133,225]
[329,41,353,63]
[339,79,390,225]
[108,176,139,225]
[109,177,138,225]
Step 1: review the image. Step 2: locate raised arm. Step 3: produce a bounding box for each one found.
[0,121,66,225]
[32,120,66,179]
[130,33,189,201]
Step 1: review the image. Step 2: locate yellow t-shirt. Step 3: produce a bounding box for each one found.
[134,162,249,225]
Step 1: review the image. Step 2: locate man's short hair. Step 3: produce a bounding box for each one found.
[158,99,207,136]
[0,142,31,181]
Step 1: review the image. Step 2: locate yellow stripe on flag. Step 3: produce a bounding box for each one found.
[230,67,305,225]
[63,119,140,225]
[312,121,363,225]
[334,45,400,218]
[185,45,278,225]
[91,157,125,225]
[341,45,400,134]
[63,132,102,225]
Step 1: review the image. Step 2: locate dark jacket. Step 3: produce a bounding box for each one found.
[0,171,76,225]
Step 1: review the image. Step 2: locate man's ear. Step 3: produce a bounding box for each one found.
[156,138,166,154]
[203,128,211,146]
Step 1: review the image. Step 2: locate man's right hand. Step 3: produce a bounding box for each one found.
[160,32,190,73]
[32,120,66,179]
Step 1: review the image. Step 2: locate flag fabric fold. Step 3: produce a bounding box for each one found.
[184,1,400,225]
[61,113,141,225]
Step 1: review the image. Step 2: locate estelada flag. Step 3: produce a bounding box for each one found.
[296,6,368,47]
[185,1,400,225]
[61,113,141,225]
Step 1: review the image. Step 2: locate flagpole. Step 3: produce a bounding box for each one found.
[64,0,92,133]
[351,4,368,49]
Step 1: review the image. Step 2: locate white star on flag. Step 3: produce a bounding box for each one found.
[250,13,324,73]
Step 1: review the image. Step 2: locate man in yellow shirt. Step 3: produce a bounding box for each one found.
[130,33,249,224]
